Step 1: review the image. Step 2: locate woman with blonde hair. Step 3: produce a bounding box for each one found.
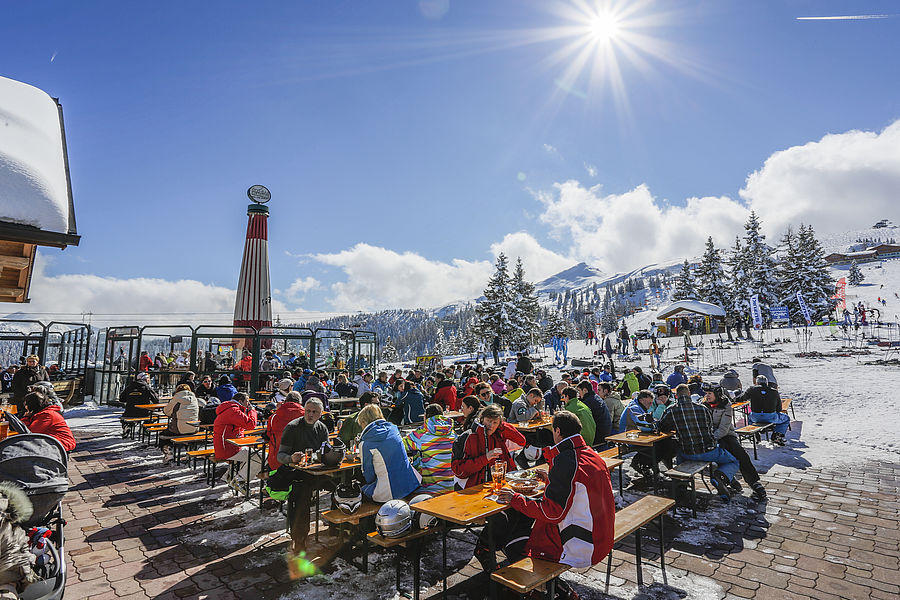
[358,404,421,501]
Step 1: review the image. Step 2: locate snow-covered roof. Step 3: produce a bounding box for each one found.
[657,300,726,319]
[0,75,78,247]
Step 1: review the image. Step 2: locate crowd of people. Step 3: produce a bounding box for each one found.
[155,352,780,577]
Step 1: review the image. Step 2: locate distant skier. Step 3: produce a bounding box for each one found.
[491,335,501,365]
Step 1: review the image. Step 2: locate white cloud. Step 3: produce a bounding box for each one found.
[17,255,293,324]
[543,143,560,157]
[740,120,900,237]
[585,163,598,177]
[535,181,749,272]
[282,276,320,304]
[312,243,493,311]
[489,232,574,281]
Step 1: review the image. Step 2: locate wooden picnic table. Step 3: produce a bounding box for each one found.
[513,416,553,432]
[293,456,361,477]
[606,430,673,495]
[443,410,463,419]
[226,435,268,501]
[135,403,167,411]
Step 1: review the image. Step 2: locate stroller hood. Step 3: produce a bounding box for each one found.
[0,433,68,527]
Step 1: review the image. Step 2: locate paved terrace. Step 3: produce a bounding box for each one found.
[63,427,900,600]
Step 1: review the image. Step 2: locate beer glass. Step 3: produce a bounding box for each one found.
[491,461,506,493]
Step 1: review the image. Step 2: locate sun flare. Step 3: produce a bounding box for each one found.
[588,13,620,42]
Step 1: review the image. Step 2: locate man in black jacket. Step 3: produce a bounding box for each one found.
[515,352,533,375]
[275,398,329,554]
[745,375,789,445]
[11,355,49,415]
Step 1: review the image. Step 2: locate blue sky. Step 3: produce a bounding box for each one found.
[3,1,900,320]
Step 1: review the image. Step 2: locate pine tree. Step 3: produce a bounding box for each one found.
[380,338,399,363]
[726,235,748,315]
[794,225,836,318]
[742,212,779,314]
[672,260,697,301]
[475,253,514,349]
[509,258,541,350]
[695,237,728,307]
[848,260,864,286]
[432,327,449,356]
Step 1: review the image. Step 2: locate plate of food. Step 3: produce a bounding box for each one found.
[507,479,545,498]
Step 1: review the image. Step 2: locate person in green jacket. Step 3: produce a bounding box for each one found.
[337,392,380,445]
[561,386,596,446]
[616,370,640,398]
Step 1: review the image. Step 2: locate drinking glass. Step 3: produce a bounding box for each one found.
[305,449,314,465]
[0,421,8,441]
[491,462,506,493]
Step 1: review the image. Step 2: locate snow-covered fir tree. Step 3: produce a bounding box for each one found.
[600,286,619,333]
[432,327,449,356]
[475,253,514,348]
[672,260,697,301]
[793,225,836,319]
[380,338,399,363]
[509,258,541,350]
[848,260,865,286]
[726,235,748,315]
[741,211,779,314]
[695,236,728,307]
[543,310,574,339]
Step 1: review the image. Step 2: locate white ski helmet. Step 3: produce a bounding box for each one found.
[375,500,412,538]
[408,494,438,530]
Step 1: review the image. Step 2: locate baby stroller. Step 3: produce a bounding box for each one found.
[0,412,68,600]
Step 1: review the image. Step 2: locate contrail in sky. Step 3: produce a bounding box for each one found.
[797,14,894,20]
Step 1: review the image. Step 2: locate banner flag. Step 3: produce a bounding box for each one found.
[749,294,763,329]
[831,277,847,310]
[796,291,812,326]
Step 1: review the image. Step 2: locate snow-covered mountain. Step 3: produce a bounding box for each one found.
[535,262,606,293]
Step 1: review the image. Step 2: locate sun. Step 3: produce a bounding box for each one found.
[588,13,620,42]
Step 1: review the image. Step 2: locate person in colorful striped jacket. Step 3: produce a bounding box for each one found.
[404,404,457,494]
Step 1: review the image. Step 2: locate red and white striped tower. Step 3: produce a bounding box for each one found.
[233,189,272,345]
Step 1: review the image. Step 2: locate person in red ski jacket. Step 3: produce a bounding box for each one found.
[213,393,259,488]
[265,391,304,471]
[20,390,76,452]
[495,410,615,571]
[432,373,459,411]
[138,351,153,373]
[450,403,525,490]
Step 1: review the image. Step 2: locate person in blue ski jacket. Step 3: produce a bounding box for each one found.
[394,380,426,424]
[215,375,238,402]
[666,365,688,389]
[358,405,422,502]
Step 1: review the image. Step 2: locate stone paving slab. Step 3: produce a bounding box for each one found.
[62,428,900,599]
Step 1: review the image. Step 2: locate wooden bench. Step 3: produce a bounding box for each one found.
[664,460,711,517]
[605,495,676,592]
[186,448,215,470]
[121,417,150,440]
[730,400,750,428]
[170,434,209,463]
[322,501,381,526]
[52,377,83,406]
[492,557,570,599]
[321,502,382,573]
[368,528,439,600]
[735,423,773,459]
[782,397,795,428]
